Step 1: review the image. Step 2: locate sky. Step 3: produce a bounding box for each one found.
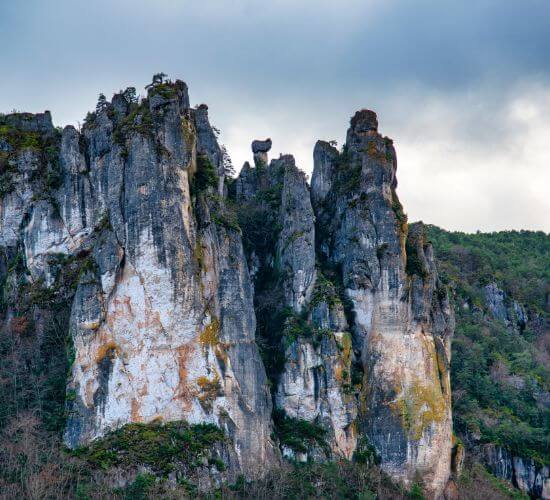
[1,0,549,233]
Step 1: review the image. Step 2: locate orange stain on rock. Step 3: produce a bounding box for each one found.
[95,340,120,364]
[176,344,195,411]
[131,398,142,422]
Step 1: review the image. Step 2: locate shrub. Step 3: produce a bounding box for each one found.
[73,421,225,475]
[272,409,328,455]
[311,273,342,307]
[191,154,218,196]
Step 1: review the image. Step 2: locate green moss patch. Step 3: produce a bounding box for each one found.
[191,154,218,196]
[73,421,225,475]
[273,409,328,455]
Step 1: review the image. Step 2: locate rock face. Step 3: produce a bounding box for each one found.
[0,83,456,496]
[483,444,550,499]
[0,81,277,480]
[483,282,528,330]
[308,111,454,497]
[251,138,272,167]
[233,110,455,496]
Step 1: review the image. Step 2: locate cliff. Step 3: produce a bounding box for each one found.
[0,78,457,497]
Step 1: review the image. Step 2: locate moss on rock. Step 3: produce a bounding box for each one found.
[390,378,446,441]
[72,420,225,475]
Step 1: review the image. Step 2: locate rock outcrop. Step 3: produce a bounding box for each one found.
[251,138,272,167]
[0,81,277,482]
[483,282,529,330]
[232,110,455,497]
[0,81,457,497]
[482,444,549,498]
[309,111,455,497]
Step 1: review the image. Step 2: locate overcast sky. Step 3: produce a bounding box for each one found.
[1,0,549,232]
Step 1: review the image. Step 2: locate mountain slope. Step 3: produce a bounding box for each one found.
[427,225,549,497]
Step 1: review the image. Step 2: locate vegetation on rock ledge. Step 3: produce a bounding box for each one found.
[73,421,226,474]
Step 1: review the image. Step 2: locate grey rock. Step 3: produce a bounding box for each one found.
[310,110,454,497]
[311,140,338,209]
[1,83,464,496]
[484,282,509,323]
[483,444,550,498]
[3,111,54,134]
[483,282,530,332]
[195,104,224,179]
[0,81,277,481]
[275,155,316,312]
[252,138,272,167]
[252,138,272,154]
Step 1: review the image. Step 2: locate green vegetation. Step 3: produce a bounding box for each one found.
[117,473,156,500]
[457,459,530,499]
[427,225,549,310]
[112,101,154,148]
[0,123,42,151]
[0,115,63,198]
[211,206,241,233]
[233,178,284,255]
[191,154,218,196]
[272,409,328,455]
[427,225,550,464]
[148,82,178,100]
[0,248,99,432]
[405,232,427,278]
[73,421,225,474]
[311,272,342,307]
[384,137,394,163]
[0,419,519,499]
[225,461,406,499]
[282,312,330,349]
[354,436,381,466]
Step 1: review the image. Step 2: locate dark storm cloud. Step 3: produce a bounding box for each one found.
[1,0,549,231]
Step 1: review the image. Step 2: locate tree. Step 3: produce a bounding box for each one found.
[146,73,167,89]
[221,145,235,178]
[122,87,137,104]
[96,93,108,113]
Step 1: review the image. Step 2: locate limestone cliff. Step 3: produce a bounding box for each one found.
[310,112,455,497]
[0,79,456,497]
[233,110,454,497]
[0,81,277,483]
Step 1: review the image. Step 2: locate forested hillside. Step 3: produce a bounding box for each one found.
[427,226,549,490]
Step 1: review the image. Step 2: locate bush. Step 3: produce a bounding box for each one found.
[272,409,328,455]
[191,154,218,196]
[73,421,225,475]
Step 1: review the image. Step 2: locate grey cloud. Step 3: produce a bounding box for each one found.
[1,0,549,232]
